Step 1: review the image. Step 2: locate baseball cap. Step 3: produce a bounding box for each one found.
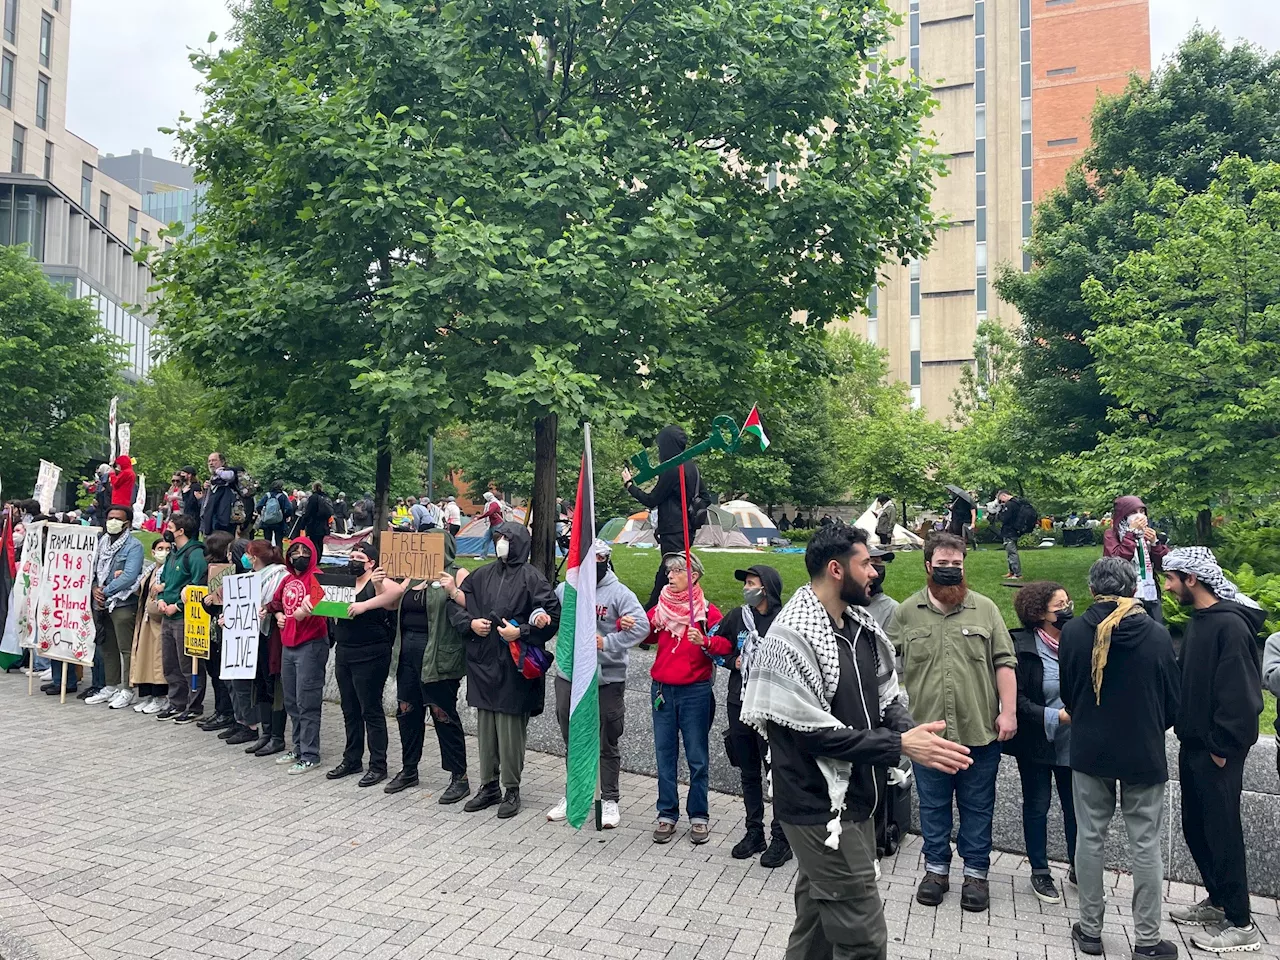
[868,546,895,562]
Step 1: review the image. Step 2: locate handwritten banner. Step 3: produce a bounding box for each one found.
[184,585,210,658]
[383,531,445,581]
[313,572,356,619]
[117,423,131,456]
[34,524,98,665]
[5,522,47,650]
[33,460,61,515]
[219,573,260,680]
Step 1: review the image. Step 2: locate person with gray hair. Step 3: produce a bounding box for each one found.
[1058,556,1181,960]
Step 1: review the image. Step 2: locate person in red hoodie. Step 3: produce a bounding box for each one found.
[110,455,136,508]
[265,536,329,775]
[649,551,726,846]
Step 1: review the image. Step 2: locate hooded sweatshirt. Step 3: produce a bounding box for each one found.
[110,455,136,507]
[158,538,208,619]
[711,564,783,704]
[1175,599,1265,759]
[624,425,710,541]
[1059,601,1181,784]
[1103,496,1170,601]
[552,567,650,686]
[266,537,328,648]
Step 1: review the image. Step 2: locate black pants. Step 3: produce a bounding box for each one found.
[208,640,233,717]
[395,630,467,777]
[261,523,285,548]
[727,701,785,841]
[647,534,685,608]
[1180,745,1251,927]
[336,646,392,773]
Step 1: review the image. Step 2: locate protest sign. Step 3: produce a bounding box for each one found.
[206,562,233,606]
[184,585,211,658]
[219,573,260,680]
[4,522,46,651]
[108,396,118,461]
[313,572,356,619]
[33,460,61,514]
[382,531,445,581]
[117,423,131,456]
[34,524,98,665]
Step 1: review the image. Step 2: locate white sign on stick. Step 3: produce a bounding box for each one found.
[219,572,260,680]
[34,524,98,665]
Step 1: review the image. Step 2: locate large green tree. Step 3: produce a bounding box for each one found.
[0,246,122,495]
[996,31,1280,458]
[157,0,943,576]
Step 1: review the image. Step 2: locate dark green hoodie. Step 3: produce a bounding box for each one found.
[158,538,208,619]
[390,532,466,684]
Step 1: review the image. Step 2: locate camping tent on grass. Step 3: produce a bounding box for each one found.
[455,506,528,556]
[613,511,654,545]
[693,505,756,550]
[853,501,924,549]
[598,517,628,543]
[721,499,780,545]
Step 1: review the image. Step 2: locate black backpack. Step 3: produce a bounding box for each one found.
[688,473,715,532]
[1013,499,1039,537]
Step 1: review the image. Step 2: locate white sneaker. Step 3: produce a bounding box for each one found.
[546,796,568,822]
[142,697,168,715]
[133,696,153,713]
[38,668,52,681]
[108,689,135,709]
[86,685,118,704]
[601,800,620,829]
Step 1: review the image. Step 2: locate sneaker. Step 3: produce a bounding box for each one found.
[546,796,568,822]
[1171,899,1227,927]
[600,800,620,829]
[76,686,98,700]
[463,782,502,812]
[142,697,169,715]
[1072,922,1103,956]
[108,689,135,710]
[156,707,180,720]
[496,788,521,819]
[653,821,677,844]
[38,668,52,681]
[690,822,710,845]
[133,696,154,714]
[275,751,299,766]
[86,685,118,704]
[1133,940,1181,959]
[226,726,259,745]
[287,760,318,776]
[916,872,950,906]
[1031,874,1061,904]
[1190,923,1261,954]
[173,710,202,725]
[438,773,469,805]
[760,837,793,869]
[732,831,767,860]
[961,877,990,913]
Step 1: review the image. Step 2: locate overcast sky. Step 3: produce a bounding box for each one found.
[67,0,1280,160]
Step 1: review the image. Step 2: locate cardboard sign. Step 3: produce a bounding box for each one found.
[10,522,47,650]
[184,585,211,658]
[219,572,260,680]
[33,460,61,514]
[206,562,233,606]
[383,531,445,581]
[34,524,98,665]
[117,423,131,456]
[313,572,356,619]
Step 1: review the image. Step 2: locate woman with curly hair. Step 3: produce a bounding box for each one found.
[1006,580,1077,905]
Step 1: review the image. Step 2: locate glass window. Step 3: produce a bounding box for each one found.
[10,122,22,173]
[1023,168,1033,199]
[1023,201,1033,237]
[976,208,986,242]
[976,242,987,273]
[1021,97,1032,133]
[1021,28,1030,64]
[867,317,878,346]
[140,228,149,245]
[976,173,986,208]
[909,315,921,352]
[910,47,919,76]
[909,258,921,281]
[14,190,45,260]
[0,51,12,110]
[976,139,986,173]
[1021,62,1031,96]
[42,140,51,179]
[1023,251,1032,272]
[975,105,986,138]
[35,75,48,130]
[39,12,51,68]
[910,385,922,410]
[910,13,919,46]
[128,207,138,246]
[977,276,987,313]
[0,188,10,245]
[910,281,921,318]
[1022,132,1032,167]
[868,284,878,315]
[975,70,985,105]
[975,37,984,70]
[910,351,922,386]
[81,162,93,209]
[975,0,984,35]
[3,0,16,44]
[1020,0,1031,29]
[99,192,109,225]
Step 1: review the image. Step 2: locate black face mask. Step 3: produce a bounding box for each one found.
[930,566,964,587]
[348,560,366,576]
[162,530,176,544]
[870,565,886,596]
[290,556,310,574]
[596,562,610,584]
[1053,609,1074,628]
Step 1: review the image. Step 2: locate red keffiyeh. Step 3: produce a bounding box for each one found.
[652,583,709,637]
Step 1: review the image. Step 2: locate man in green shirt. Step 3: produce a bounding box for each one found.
[155,512,209,724]
[888,532,1017,914]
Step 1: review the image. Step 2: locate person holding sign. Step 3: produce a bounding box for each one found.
[325,542,395,788]
[85,505,144,710]
[244,540,290,755]
[264,537,329,775]
[155,513,209,722]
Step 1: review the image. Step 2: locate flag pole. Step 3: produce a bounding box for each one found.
[678,464,695,638]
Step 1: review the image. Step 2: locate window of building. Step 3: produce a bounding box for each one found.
[140,228,149,245]
[3,188,47,260]
[39,12,51,67]
[2,0,16,44]
[975,0,988,320]
[10,122,22,172]
[35,75,48,129]
[52,0,58,9]
[99,191,109,225]
[866,284,878,346]
[1047,136,1079,147]
[1020,0,1032,272]
[128,206,138,246]
[1046,65,1076,77]
[42,139,50,179]
[909,257,921,407]
[0,51,10,110]
[80,161,93,209]
[909,1,920,78]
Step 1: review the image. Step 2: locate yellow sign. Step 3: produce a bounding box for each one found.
[184,585,211,658]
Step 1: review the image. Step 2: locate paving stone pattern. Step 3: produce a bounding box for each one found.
[2,675,1278,960]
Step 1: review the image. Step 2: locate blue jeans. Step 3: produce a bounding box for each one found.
[652,680,712,824]
[913,740,1003,879]
[91,645,106,690]
[1017,759,1076,874]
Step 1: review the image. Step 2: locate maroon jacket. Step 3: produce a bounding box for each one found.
[1103,495,1169,571]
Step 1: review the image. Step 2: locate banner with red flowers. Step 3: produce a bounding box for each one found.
[34,524,99,666]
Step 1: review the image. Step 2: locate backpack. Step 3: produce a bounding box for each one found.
[230,495,247,526]
[688,473,714,532]
[500,501,515,522]
[260,495,283,526]
[1013,499,1039,537]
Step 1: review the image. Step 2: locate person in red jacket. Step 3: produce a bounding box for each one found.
[110,455,136,508]
[265,536,329,775]
[649,551,726,846]
[1102,495,1170,621]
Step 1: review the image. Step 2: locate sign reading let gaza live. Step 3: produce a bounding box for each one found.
[219,572,260,680]
[382,531,445,581]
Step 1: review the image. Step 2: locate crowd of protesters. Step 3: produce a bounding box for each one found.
[5,433,1280,960]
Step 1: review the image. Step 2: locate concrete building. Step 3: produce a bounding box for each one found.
[847,0,1150,417]
[0,0,168,380]
[100,147,204,238]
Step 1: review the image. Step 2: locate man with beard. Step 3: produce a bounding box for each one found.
[1163,547,1264,954]
[865,547,898,633]
[888,532,1018,913]
[743,523,972,960]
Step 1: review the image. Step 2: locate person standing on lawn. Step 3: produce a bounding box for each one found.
[873,495,896,547]
[742,522,972,960]
[1059,557,1181,960]
[888,531,1018,913]
[1163,547,1265,954]
[1103,496,1169,622]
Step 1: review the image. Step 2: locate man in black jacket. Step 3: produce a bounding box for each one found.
[1059,557,1180,960]
[1163,547,1265,954]
[622,425,711,608]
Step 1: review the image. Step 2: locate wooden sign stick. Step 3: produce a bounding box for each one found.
[59,663,67,704]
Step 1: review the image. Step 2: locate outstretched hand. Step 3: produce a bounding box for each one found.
[901,721,972,775]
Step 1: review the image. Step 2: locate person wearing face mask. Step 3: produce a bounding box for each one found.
[865,547,898,632]
[710,564,788,865]
[264,537,330,775]
[84,505,145,710]
[218,538,267,746]
[109,456,136,511]
[244,540,290,755]
[741,523,973,960]
[1006,581,1077,905]
[196,532,238,732]
[888,532,1017,913]
[130,539,171,714]
[1103,496,1170,623]
[325,543,394,788]
[447,522,560,819]
[544,541,649,829]
[155,512,209,722]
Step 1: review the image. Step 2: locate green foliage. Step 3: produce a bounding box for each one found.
[1215,521,1280,575]
[1226,564,1280,636]
[0,246,123,493]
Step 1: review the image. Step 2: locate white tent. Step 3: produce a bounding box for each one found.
[854,501,924,549]
[720,499,780,545]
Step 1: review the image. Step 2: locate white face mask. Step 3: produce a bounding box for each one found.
[1126,513,1144,528]
[495,539,510,559]
[106,518,126,535]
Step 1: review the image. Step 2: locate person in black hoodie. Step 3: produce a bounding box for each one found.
[448,521,560,819]
[622,425,712,608]
[1162,547,1265,953]
[1059,557,1180,960]
[711,564,790,867]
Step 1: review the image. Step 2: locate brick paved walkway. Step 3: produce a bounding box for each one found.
[1,676,1277,960]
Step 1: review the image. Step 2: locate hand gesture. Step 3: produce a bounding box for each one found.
[531,611,552,629]
[370,566,386,585]
[217,614,226,628]
[900,721,973,774]
[497,619,521,642]
[1131,513,1148,531]
[995,710,1017,742]
[1143,527,1158,544]
[687,627,707,647]
[438,572,456,594]
[471,618,492,637]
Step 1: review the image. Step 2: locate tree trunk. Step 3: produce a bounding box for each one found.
[1196,508,1213,546]
[531,413,559,580]
[372,428,392,554]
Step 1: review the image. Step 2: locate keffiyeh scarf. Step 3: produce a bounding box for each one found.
[740,584,904,849]
[93,533,132,612]
[1164,547,1262,609]
[652,583,709,639]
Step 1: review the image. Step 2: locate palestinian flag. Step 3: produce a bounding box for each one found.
[743,404,770,450]
[557,423,600,829]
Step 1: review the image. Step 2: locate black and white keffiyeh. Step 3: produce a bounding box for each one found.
[1164,547,1262,609]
